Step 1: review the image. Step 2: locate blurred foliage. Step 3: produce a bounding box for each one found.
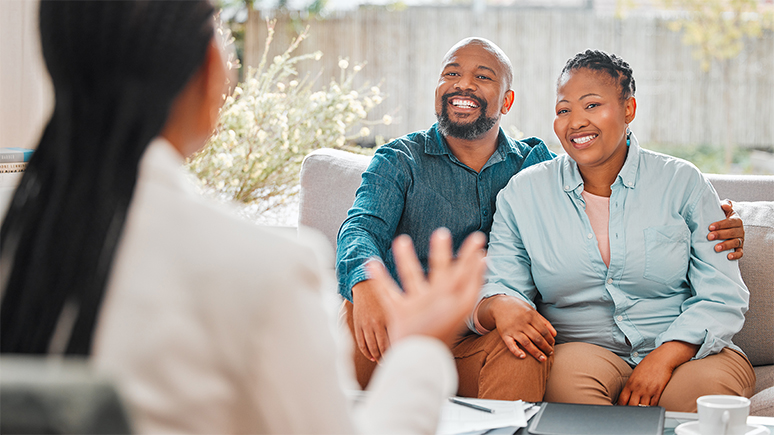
[186,21,388,218]
[646,142,754,174]
[619,0,774,71]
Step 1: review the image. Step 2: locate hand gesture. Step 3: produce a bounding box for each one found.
[366,228,487,347]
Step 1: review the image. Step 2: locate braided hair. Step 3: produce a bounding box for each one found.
[1,1,215,355]
[559,49,636,101]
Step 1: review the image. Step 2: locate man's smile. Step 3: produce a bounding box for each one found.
[450,97,480,109]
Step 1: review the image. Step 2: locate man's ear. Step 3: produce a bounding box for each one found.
[501,90,515,115]
[624,96,637,124]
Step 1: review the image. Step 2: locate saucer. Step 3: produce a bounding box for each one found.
[674,421,770,435]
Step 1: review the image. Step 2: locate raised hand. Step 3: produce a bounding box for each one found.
[366,228,487,347]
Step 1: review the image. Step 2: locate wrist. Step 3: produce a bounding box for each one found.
[479,295,522,330]
[651,341,699,370]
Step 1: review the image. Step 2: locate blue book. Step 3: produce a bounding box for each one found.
[0,147,34,163]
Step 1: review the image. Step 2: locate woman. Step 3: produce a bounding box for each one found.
[0,2,486,433]
[471,50,755,411]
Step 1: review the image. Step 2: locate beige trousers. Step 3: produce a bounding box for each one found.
[343,301,552,400]
[544,342,756,412]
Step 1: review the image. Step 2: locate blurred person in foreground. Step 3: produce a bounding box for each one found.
[0,1,486,433]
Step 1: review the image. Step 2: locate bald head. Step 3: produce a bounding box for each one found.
[442,37,513,91]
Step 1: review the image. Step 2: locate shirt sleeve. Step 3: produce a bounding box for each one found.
[467,180,539,333]
[519,137,557,170]
[655,177,749,359]
[336,145,411,301]
[357,337,457,434]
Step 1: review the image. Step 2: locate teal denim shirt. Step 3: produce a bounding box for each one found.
[335,123,555,301]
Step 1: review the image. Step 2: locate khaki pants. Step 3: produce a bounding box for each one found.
[343,301,552,400]
[544,342,756,412]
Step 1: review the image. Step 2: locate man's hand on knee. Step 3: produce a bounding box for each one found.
[352,280,392,362]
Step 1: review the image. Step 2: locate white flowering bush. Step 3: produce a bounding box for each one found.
[187,20,390,217]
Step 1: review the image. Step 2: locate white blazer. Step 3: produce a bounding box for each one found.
[92,138,456,434]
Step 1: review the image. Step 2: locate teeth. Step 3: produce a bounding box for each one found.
[452,99,478,108]
[572,134,596,144]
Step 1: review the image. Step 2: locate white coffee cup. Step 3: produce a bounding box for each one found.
[697,395,750,435]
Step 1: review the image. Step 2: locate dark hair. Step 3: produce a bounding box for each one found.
[1,1,215,355]
[559,49,636,101]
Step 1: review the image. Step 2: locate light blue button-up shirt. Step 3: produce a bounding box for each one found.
[477,135,748,366]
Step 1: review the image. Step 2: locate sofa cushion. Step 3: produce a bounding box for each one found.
[731,201,774,367]
[298,149,371,251]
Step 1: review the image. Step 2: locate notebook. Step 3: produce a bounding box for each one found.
[527,402,665,435]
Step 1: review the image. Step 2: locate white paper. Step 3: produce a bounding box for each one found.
[435,398,528,435]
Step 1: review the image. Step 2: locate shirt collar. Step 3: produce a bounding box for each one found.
[138,137,195,194]
[561,132,642,194]
[425,123,516,167]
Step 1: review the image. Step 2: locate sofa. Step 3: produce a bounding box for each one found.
[298,147,774,416]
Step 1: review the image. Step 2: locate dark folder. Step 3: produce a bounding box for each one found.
[527,402,665,435]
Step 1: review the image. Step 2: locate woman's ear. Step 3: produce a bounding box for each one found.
[624,96,637,124]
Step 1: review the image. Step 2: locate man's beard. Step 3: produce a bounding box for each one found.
[436,91,499,141]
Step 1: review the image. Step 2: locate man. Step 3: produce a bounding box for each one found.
[335,37,745,400]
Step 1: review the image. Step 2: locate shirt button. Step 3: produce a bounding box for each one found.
[587,233,593,239]
[617,315,623,321]
[607,278,613,284]
[564,185,570,190]
[633,351,639,358]
[627,181,633,187]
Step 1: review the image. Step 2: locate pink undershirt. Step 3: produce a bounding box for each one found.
[581,190,611,267]
[472,189,612,335]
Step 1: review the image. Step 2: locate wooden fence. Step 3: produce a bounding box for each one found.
[245,8,774,149]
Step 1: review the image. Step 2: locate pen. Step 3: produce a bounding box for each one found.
[448,397,495,413]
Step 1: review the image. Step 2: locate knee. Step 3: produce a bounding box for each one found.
[544,343,629,405]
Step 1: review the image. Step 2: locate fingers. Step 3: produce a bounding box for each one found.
[708,228,744,243]
[719,201,735,219]
[354,325,376,362]
[375,326,390,358]
[517,330,552,362]
[501,323,553,362]
[708,211,745,260]
[617,387,632,406]
[710,235,743,253]
[428,227,453,281]
[391,235,426,296]
[502,335,527,359]
[362,328,383,361]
